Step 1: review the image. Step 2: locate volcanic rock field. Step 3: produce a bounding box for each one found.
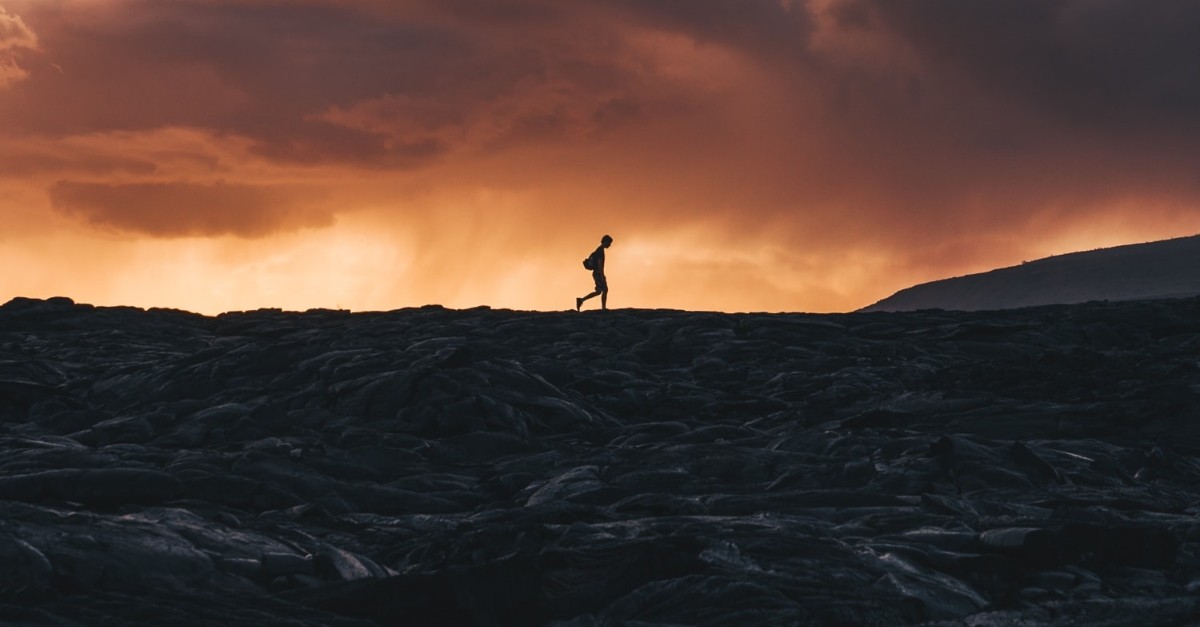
[2,295,1200,626]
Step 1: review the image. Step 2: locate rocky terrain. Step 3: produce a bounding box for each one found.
[863,234,1200,312]
[2,295,1200,626]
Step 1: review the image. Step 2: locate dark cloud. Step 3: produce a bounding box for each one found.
[600,0,813,53]
[49,181,332,238]
[651,0,1200,252]
[5,0,1200,290]
[843,0,1200,129]
[2,1,466,161]
[0,153,157,178]
[2,0,764,155]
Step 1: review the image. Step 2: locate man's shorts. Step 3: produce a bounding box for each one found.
[593,272,608,292]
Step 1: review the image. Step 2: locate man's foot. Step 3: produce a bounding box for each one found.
[575,298,583,311]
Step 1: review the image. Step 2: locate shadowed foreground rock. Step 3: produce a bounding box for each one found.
[2,295,1200,625]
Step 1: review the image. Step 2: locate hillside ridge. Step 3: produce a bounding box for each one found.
[863,233,1200,312]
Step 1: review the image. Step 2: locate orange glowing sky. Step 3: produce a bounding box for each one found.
[2,0,1199,314]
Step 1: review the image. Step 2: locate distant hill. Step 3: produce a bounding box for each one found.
[861,234,1200,312]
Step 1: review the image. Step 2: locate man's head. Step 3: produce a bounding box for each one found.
[601,234,613,247]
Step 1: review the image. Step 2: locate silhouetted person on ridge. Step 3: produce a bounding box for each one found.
[577,234,613,311]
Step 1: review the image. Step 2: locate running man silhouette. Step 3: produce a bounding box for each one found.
[577,234,613,311]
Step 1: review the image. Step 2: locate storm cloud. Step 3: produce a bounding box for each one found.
[49,181,332,238]
[1,0,1198,312]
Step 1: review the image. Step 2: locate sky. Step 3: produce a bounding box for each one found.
[1,0,1198,314]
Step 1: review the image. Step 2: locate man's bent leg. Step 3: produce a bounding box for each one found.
[578,291,600,310]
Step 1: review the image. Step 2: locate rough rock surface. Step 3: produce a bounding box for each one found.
[2,295,1200,626]
[862,233,1200,312]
